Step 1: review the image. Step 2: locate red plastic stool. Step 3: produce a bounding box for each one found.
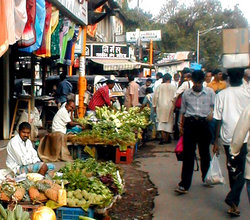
[115,148,133,164]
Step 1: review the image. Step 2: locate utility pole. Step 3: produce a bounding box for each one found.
[149,40,153,76]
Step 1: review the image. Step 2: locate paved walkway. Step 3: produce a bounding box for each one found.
[137,141,250,220]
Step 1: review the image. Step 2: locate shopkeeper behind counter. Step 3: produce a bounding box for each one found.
[6,122,54,175]
[87,79,115,115]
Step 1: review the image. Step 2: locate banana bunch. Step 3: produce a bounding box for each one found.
[0,204,30,220]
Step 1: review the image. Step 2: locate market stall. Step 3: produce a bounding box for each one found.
[0,158,124,219]
[68,106,151,163]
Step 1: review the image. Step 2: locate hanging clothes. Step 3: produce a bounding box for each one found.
[18,0,36,48]
[44,6,59,57]
[0,0,9,57]
[58,17,71,63]
[65,26,79,65]
[4,0,16,45]
[14,0,28,42]
[51,16,62,56]
[20,0,46,53]
[35,1,52,56]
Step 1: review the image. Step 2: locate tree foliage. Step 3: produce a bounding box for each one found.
[122,0,248,70]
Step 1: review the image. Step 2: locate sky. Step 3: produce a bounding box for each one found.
[128,0,250,23]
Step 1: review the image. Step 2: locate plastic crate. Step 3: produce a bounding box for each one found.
[56,207,94,220]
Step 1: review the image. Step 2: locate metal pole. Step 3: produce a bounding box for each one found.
[197,30,200,64]
[78,26,87,118]
[149,40,153,76]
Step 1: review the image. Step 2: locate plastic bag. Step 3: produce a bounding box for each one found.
[175,136,184,161]
[205,155,225,185]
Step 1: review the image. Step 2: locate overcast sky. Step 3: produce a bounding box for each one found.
[129,0,250,23]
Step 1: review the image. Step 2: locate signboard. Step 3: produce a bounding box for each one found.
[126,30,161,43]
[75,42,129,59]
[92,44,128,59]
[48,0,88,25]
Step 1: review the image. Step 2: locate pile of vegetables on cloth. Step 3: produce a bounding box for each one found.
[0,176,61,204]
[53,158,124,211]
[70,106,151,150]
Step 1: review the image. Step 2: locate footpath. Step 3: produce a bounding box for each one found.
[137,141,250,220]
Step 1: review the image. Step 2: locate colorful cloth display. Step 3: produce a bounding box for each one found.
[65,26,79,65]
[35,1,52,56]
[51,16,62,56]
[0,1,9,57]
[18,0,36,47]
[14,0,28,42]
[20,0,46,53]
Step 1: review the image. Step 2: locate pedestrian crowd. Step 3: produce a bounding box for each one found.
[4,64,250,217]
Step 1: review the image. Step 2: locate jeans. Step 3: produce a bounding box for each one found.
[224,144,247,207]
[179,117,211,190]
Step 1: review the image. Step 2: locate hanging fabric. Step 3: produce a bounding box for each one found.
[4,0,16,45]
[18,0,36,48]
[0,0,9,57]
[44,6,59,57]
[35,0,52,56]
[65,26,80,65]
[20,0,45,53]
[14,0,28,42]
[51,16,62,56]
[58,19,75,64]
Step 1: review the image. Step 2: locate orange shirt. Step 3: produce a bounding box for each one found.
[207,80,227,93]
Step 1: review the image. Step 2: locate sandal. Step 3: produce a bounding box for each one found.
[227,207,240,217]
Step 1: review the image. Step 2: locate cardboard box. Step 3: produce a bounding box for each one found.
[222,28,249,54]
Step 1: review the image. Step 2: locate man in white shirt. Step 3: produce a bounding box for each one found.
[6,122,54,175]
[214,68,250,216]
[153,72,163,91]
[52,100,81,134]
[230,104,250,204]
[171,73,180,88]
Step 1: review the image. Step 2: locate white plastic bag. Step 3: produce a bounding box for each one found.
[205,155,225,185]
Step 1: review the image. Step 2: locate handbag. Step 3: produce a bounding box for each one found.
[175,95,182,109]
[175,136,184,161]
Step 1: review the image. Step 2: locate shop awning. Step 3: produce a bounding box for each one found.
[91,59,142,71]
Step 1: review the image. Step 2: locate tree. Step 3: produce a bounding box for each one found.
[155,0,248,69]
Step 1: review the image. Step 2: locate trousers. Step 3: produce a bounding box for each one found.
[179,117,211,190]
[224,144,247,206]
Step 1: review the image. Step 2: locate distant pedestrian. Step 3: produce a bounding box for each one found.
[153,72,163,91]
[139,78,152,104]
[207,69,227,94]
[55,64,72,108]
[230,104,250,204]
[203,70,213,87]
[213,68,250,216]
[140,87,155,140]
[153,73,176,144]
[124,75,139,109]
[175,70,215,194]
[171,73,180,88]
[172,68,192,140]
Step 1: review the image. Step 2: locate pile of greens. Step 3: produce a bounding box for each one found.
[72,106,151,149]
[54,159,124,209]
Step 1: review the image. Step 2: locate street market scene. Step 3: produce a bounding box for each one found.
[0,0,249,219]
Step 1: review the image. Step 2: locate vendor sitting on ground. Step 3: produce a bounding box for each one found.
[52,99,82,134]
[87,79,115,114]
[6,122,54,175]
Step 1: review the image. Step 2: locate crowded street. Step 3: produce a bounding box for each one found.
[0,0,250,219]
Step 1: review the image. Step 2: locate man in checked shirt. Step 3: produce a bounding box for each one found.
[175,70,215,194]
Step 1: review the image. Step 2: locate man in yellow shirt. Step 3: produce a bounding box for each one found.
[207,69,227,94]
